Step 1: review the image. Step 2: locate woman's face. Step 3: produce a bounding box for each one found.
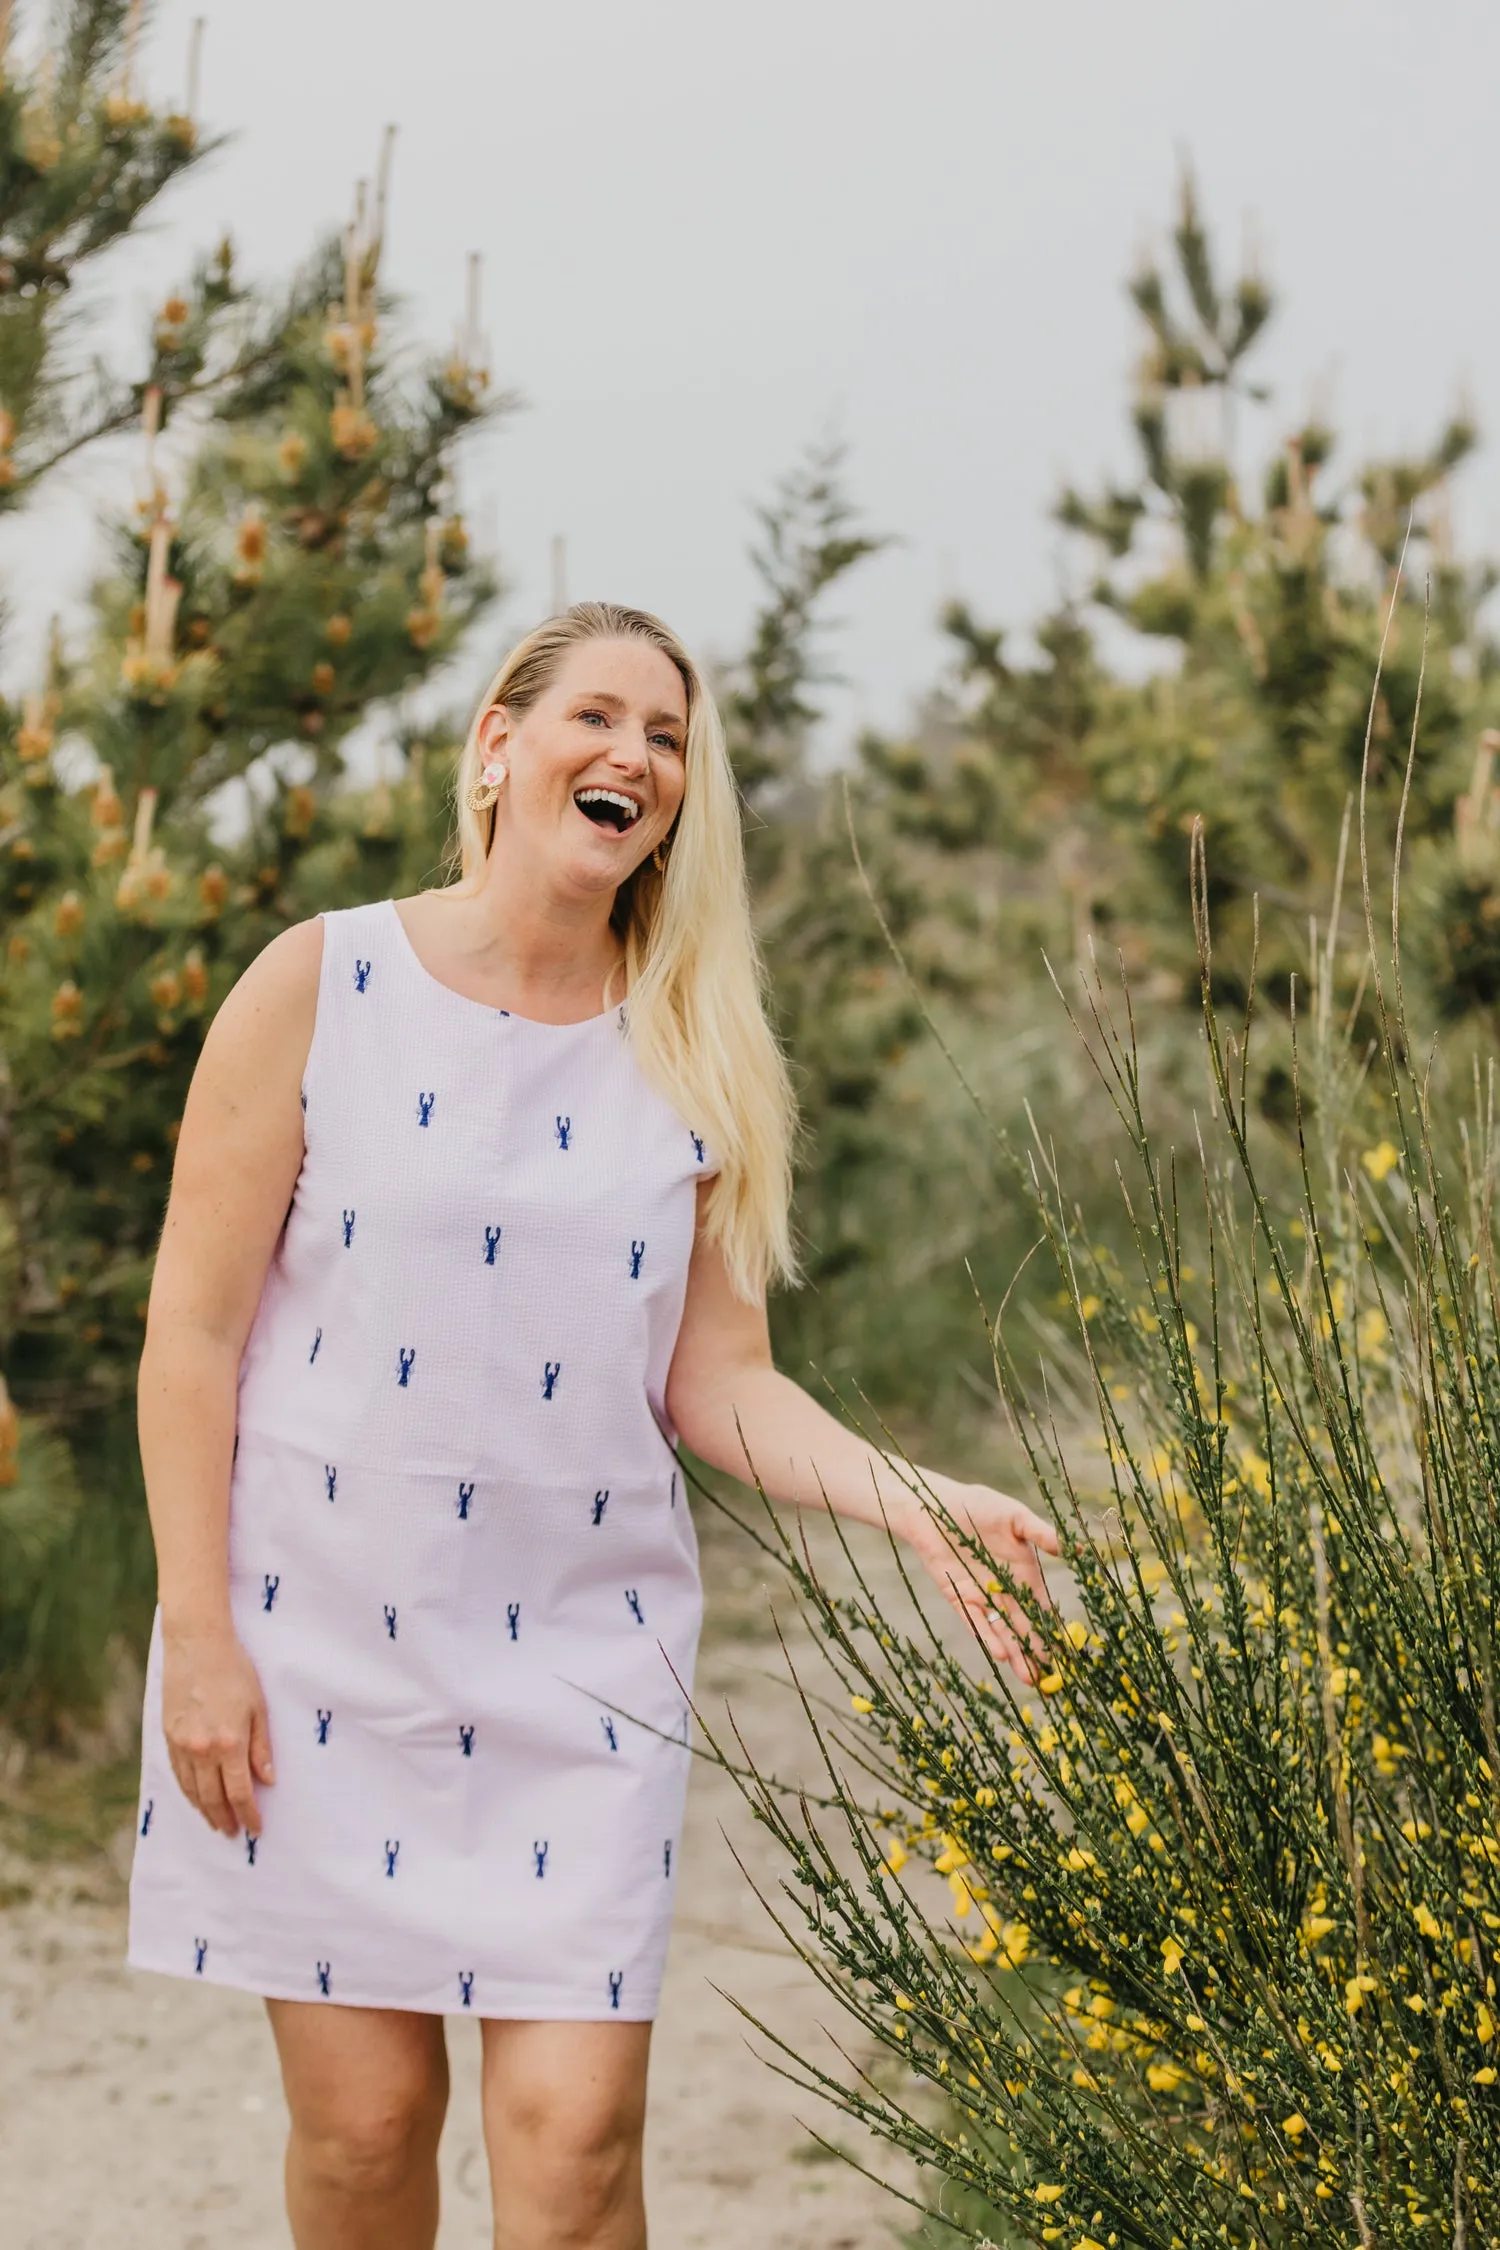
[479,637,689,895]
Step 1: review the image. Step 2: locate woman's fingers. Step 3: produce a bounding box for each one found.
[929,1556,1028,1673]
[222,1740,262,1838]
[1010,1500,1060,1557]
[166,1748,203,1821]
[160,1633,274,1838]
[190,1755,238,1836]
[248,1700,275,1788]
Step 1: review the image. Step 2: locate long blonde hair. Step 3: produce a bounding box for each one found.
[444,602,797,1301]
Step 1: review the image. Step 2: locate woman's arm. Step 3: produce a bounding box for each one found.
[137,916,322,1837]
[664,1187,1058,1670]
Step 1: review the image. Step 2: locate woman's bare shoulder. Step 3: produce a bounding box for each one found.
[199,914,325,1071]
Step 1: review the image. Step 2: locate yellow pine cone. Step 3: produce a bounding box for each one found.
[52,890,84,938]
[92,768,124,829]
[233,505,267,586]
[103,92,149,130]
[121,645,177,696]
[15,697,54,762]
[50,978,83,1037]
[198,865,229,915]
[155,296,189,350]
[405,606,440,652]
[284,785,316,838]
[330,402,377,461]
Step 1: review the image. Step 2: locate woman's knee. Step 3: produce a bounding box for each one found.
[504,2085,642,2225]
[301,2072,448,2199]
[272,2004,448,2199]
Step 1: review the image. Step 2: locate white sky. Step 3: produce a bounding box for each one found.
[5,0,1500,744]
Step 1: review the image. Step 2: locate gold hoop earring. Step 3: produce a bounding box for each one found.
[464,757,507,815]
[652,838,668,873]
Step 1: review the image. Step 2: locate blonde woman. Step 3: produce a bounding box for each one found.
[127,602,1055,2250]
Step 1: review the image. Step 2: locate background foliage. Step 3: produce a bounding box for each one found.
[0,16,1495,1817]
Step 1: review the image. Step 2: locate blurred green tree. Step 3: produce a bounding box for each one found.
[0,2,501,1723]
[916,167,1497,1045]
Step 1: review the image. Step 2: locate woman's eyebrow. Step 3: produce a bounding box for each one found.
[570,689,684,730]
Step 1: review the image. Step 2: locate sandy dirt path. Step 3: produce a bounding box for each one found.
[0,1515,926,2249]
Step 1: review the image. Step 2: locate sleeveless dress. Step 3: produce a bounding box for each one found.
[127,897,711,2021]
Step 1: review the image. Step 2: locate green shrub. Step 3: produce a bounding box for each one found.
[727,767,1500,2242]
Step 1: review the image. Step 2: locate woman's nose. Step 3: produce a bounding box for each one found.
[609,729,651,773]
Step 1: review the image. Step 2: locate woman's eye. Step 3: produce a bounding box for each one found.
[578,708,607,726]
[651,733,683,753]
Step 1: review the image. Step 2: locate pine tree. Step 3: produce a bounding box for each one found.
[725,446,1025,1428]
[923,167,1496,1048]
[0,7,501,1722]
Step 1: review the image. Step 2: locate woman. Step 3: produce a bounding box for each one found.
[128,601,1055,2250]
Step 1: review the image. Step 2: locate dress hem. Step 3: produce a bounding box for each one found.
[125,1944,659,2023]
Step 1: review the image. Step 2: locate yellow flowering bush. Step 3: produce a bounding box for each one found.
[724,823,1500,2245]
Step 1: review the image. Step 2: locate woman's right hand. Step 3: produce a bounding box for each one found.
[161,1622,274,1838]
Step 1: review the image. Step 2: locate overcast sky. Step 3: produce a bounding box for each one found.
[6,0,1499,744]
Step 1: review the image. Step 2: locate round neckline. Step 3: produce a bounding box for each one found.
[382,898,624,1030]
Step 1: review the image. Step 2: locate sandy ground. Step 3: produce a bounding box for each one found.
[0,1514,925,2250]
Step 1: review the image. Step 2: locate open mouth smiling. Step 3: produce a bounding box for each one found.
[573,787,643,834]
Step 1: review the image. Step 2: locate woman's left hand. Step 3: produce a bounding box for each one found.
[902,1478,1059,1673]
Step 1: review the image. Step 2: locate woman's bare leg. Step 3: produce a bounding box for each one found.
[266,2000,449,2250]
[480,2019,651,2250]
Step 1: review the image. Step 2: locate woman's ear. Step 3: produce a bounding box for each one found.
[476,702,511,762]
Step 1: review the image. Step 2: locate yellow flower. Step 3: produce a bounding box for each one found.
[1478,2003,1496,2045]
[1161,1937,1185,1975]
[1304,1913,1335,1943]
[881,1839,908,1876]
[1283,2112,1307,2138]
[1147,2061,1189,2092]
[1064,1847,1096,1873]
[1360,1140,1400,1182]
[849,1695,873,1714]
[1037,1670,1064,1696]
[998,1920,1031,1968]
[1477,2067,1497,2085]
[1065,1618,1090,1650]
[1033,2184,1066,2204]
[1415,1903,1442,1941]
[894,1994,913,2011]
